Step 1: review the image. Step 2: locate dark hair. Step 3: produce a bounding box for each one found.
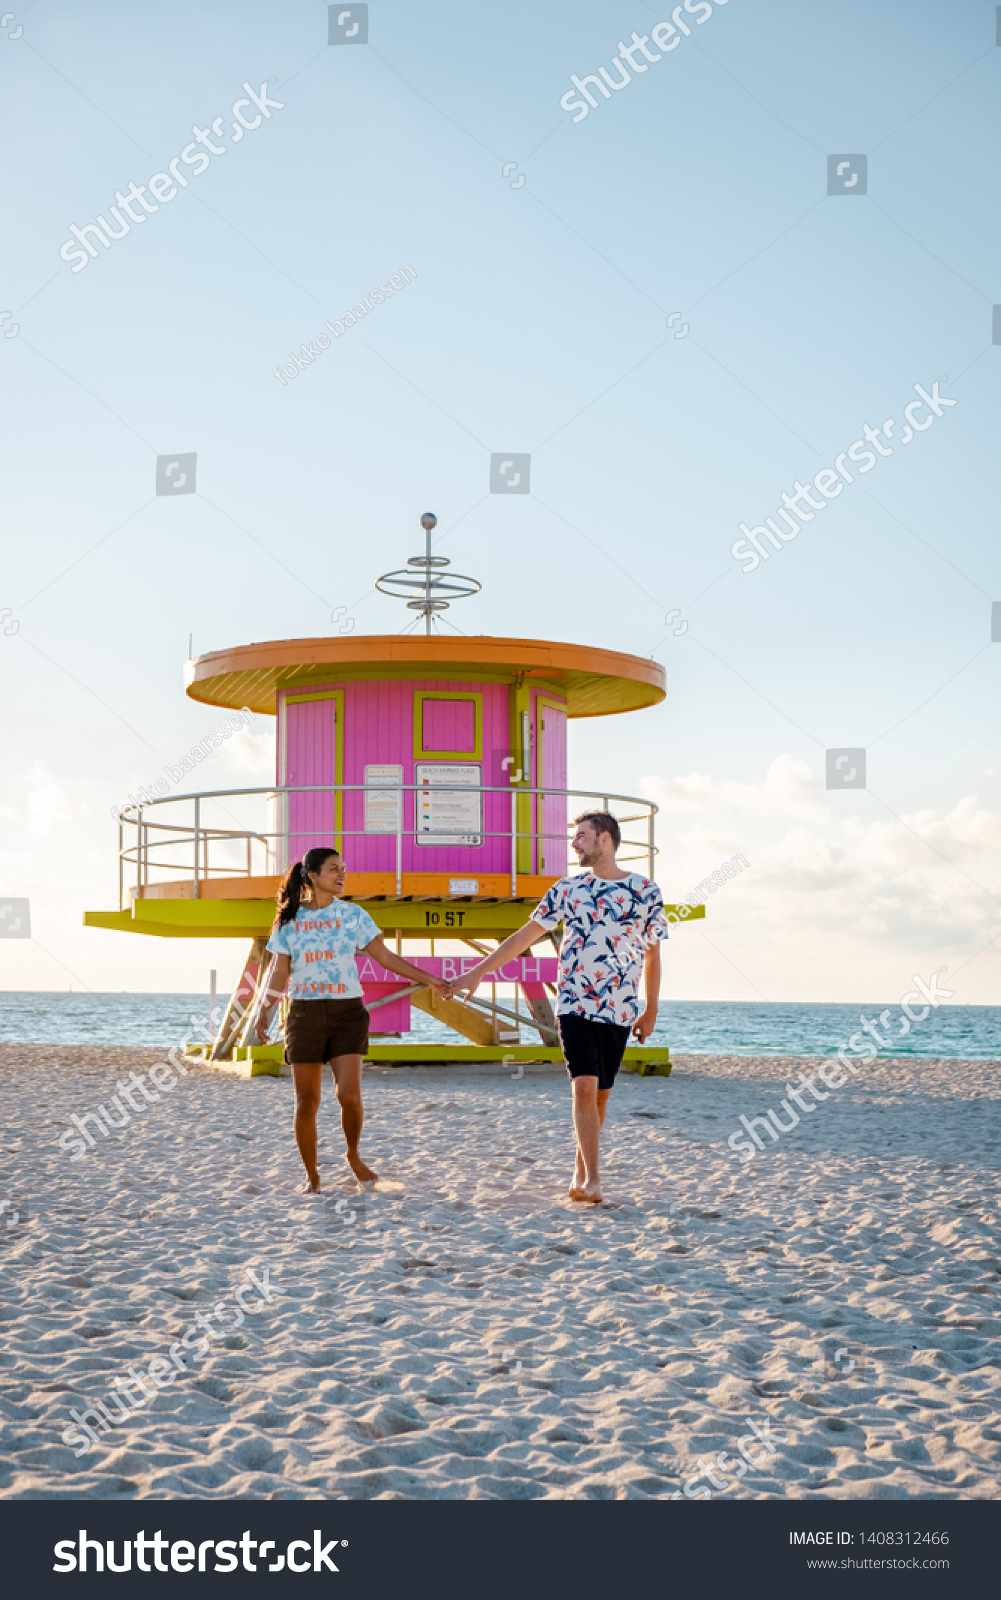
[573,810,621,851]
[274,848,340,928]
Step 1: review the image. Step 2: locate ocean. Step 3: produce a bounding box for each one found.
[0,992,996,1058]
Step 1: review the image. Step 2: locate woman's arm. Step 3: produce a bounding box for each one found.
[363,936,449,997]
[255,953,290,1042]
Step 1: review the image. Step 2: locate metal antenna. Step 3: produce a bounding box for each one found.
[375,512,481,635]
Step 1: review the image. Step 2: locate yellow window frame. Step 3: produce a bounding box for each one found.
[413,689,483,761]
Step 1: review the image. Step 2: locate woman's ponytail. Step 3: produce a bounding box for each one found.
[274,848,339,929]
[275,861,305,929]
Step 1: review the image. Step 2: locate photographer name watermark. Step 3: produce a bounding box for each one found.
[272,267,417,384]
[111,708,255,817]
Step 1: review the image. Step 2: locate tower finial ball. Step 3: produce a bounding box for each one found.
[420,512,437,531]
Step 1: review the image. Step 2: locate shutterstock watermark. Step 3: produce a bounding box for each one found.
[111,708,254,817]
[489,1338,536,1381]
[57,1052,194,1162]
[0,897,30,938]
[61,1267,281,1456]
[59,82,285,272]
[55,999,228,1162]
[671,1414,782,1498]
[560,3,729,123]
[731,380,958,574]
[272,266,417,383]
[726,967,954,1163]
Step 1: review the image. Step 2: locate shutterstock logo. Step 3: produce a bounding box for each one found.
[827,154,867,194]
[156,453,196,495]
[329,5,368,44]
[53,1529,346,1573]
[490,453,530,493]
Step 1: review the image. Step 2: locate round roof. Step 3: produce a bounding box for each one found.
[185,635,666,719]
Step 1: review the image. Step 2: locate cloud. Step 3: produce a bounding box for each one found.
[639,756,1001,995]
[215,720,273,778]
[0,762,76,839]
[643,753,822,818]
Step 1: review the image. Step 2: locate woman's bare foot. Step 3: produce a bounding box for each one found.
[568,1181,602,1204]
[304,1174,321,1194]
[346,1151,378,1183]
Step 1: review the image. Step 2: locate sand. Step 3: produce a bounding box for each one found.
[0,1043,998,1501]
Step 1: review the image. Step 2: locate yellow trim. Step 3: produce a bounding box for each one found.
[509,678,533,875]
[283,688,345,848]
[86,897,701,938]
[184,635,666,720]
[536,696,568,876]
[413,689,483,761]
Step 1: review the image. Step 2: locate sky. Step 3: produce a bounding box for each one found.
[1,0,999,1008]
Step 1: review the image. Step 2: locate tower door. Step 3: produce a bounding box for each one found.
[537,700,567,876]
[281,693,341,867]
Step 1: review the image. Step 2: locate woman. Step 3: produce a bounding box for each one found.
[257,846,446,1192]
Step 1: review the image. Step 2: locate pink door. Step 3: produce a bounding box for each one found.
[283,697,338,864]
[538,702,567,876]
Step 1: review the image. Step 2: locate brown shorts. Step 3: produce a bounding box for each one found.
[284,997,369,1063]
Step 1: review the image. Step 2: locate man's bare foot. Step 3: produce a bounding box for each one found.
[346,1152,378,1183]
[568,1182,602,1204]
[568,1150,586,1197]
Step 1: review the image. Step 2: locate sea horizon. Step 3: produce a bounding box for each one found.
[1,991,997,1058]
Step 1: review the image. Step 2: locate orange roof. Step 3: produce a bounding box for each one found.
[184,634,665,719]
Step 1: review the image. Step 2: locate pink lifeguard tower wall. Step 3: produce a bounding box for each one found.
[276,676,568,878]
[275,673,568,1033]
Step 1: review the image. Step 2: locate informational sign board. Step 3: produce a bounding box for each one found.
[415,763,482,846]
[363,764,404,833]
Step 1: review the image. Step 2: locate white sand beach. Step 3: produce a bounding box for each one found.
[1,1043,998,1501]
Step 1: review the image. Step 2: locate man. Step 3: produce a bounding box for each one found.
[445,811,668,1203]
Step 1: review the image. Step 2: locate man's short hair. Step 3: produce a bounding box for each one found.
[573,810,621,851]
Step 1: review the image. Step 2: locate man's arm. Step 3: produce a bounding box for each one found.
[443,920,547,1001]
[363,936,448,996]
[632,943,661,1043]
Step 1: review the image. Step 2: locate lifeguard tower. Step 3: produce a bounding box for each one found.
[84,514,702,1072]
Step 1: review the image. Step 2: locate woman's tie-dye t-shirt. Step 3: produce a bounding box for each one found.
[267,901,380,1000]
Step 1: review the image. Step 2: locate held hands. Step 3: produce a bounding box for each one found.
[442,965,486,1004]
[631,1007,658,1044]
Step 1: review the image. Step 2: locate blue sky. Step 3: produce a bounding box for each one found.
[1,0,999,1006]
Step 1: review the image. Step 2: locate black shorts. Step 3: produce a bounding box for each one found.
[558,1012,630,1091]
[284,997,369,1064]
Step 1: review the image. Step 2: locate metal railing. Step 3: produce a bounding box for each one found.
[115,782,658,908]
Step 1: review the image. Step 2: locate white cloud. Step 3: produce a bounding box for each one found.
[639,756,1001,1000]
[643,753,822,818]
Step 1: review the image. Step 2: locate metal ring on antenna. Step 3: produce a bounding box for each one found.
[375,511,482,634]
